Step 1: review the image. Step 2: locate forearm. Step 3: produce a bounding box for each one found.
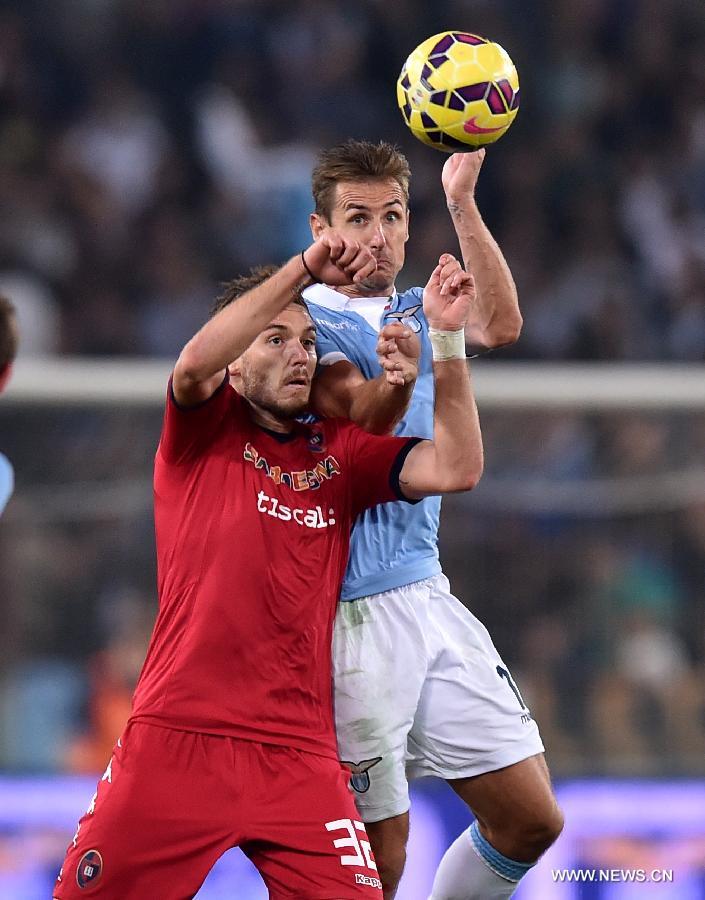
[348,375,414,435]
[429,359,483,488]
[399,359,483,497]
[179,255,311,382]
[448,200,522,350]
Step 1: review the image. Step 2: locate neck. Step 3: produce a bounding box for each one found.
[245,399,296,434]
[335,283,395,300]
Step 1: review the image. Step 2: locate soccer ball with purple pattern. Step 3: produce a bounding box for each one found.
[397,31,520,152]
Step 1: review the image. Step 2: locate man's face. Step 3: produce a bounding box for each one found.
[231,304,317,421]
[311,178,409,296]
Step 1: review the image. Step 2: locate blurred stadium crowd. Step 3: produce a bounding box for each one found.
[1,0,704,777]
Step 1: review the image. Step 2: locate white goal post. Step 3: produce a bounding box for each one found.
[4,357,705,520]
[5,357,705,410]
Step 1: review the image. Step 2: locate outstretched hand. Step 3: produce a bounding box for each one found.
[302,232,377,286]
[423,254,476,332]
[441,149,486,205]
[376,322,420,387]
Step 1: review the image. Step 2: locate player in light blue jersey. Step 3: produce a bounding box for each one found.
[0,296,18,515]
[301,141,564,900]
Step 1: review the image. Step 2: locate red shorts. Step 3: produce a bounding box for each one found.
[53,721,382,899]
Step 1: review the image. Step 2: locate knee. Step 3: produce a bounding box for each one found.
[516,803,565,859]
[484,802,564,862]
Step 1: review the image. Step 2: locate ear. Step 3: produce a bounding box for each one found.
[310,212,327,240]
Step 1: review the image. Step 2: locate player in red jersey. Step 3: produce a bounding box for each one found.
[54,232,484,900]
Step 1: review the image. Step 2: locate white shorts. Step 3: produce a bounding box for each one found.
[333,573,544,823]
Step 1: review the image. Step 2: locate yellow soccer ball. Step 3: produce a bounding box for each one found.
[397,31,520,152]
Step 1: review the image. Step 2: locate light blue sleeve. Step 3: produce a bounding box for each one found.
[316,322,350,360]
[309,310,356,367]
[0,452,14,516]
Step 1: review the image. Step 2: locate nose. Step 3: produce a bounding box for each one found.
[368,222,386,251]
[287,340,310,364]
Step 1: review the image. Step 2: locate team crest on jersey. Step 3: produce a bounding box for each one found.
[76,850,103,888]
[385,304,423,333]
[306,426,327,454]
[341,757,383,793]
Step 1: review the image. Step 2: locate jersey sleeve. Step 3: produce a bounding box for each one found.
[313,320,354,368]
[158,373,231,465]
[343,422,422,517]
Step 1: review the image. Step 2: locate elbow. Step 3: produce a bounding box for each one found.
[460,464,483,492]
[447,456,484,493]
[175,341,208,385]
[486,311,523,350]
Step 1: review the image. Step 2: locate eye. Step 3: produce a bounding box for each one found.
[268,335,283,345]
[349,214,366,225]
[303,338,317,349]
[386,211,400,221]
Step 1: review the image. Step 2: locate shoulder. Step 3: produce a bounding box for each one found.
[308,304,363,333]
[398,286,424,302]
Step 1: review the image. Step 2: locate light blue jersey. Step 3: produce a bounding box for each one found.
[304,283,441,600]
[0,451,14,516]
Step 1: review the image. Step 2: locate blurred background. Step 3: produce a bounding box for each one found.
[1,0,704,896]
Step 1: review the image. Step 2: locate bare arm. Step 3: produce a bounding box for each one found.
[310,360,413,435]
[442,150,522,353]
[398,255,484,498]
[309,322,419,435]
[173,235,376,407]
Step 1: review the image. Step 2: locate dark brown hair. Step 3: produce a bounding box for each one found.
[0,295,18,369]
[311,139,411,220]
[211,264,308,317]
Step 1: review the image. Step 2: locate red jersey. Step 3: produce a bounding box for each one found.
[130,377,416,758]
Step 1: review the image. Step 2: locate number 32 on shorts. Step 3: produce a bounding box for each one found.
[325,818,377,871]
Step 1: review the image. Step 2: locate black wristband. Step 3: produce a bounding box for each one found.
[301,249,321,284]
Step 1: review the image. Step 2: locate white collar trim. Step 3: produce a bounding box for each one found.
[302,282,396,311]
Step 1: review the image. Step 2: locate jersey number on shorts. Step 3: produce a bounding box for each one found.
[496,664,526,710]
[325,818,377,872]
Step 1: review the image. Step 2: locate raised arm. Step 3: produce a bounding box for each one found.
[398,254,484,499]
[309,321,419,434]
[173,235,376,407]
[442,150,522,354]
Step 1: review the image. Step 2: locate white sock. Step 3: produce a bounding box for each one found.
[429,821,533,900]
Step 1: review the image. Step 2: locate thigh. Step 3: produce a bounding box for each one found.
[53,723,234,899]
[244,746,382,899]
[333,588,428,822]
[407,575,544,780]
[449,753,556,826]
